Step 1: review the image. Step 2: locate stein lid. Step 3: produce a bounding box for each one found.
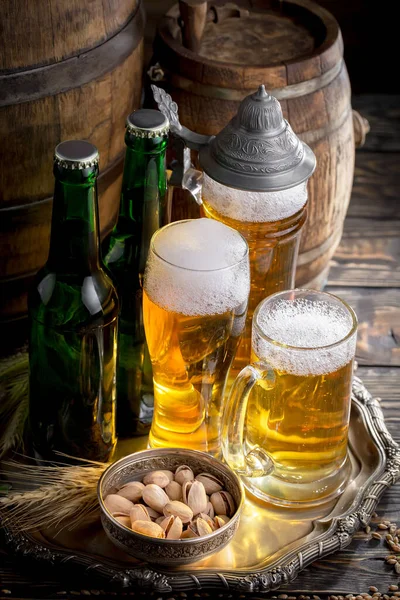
[199,85,316,192]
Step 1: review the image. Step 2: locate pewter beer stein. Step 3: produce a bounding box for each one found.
[152,85,316,375]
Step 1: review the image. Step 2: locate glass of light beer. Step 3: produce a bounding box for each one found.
[143,218,250,455]
[222,289,357,506]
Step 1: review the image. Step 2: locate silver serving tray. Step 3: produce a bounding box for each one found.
[2,376,400,594]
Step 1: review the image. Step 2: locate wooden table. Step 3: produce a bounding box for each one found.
[0,94,399,598]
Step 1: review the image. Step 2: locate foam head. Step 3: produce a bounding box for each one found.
[144,219,250,315]
[254,295,357,376]
[202,174,308,223]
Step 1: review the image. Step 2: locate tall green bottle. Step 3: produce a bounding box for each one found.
[103,109,169,437]
[29,141,119,463]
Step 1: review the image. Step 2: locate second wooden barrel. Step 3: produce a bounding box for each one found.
[153,0,357,288]
[0,0,145,346]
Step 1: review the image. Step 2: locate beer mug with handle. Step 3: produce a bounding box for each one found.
[222,289,358,507]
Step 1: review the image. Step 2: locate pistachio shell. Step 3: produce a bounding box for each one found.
[206,501,215,518]
[210,491,235,517]
[214,515,229,528]
[196,517,213,537]
[130,504,151,525]
[174,465,194,485]
[142,484,169,513]
[160,470,175,482]
[165,480,182,501]
[155,516,166,525]
[216,514,230,524]
[143,471,170,488]
[159,515,174,531]
[146,506,162,520]
[195,473,223,494]
[117,481,145,503]
[183,480,208,515]
[160,515,183,540]
[197,513,216,530]
[163,500,193,524]
[180,528,198,539]
[131,520,165,538]
[114,515,132,529]
[104,494,133,516]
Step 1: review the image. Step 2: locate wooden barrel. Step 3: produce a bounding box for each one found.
[0,0,144,347]
[152,0,359,289]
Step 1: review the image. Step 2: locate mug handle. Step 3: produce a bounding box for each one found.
[222,362,276,478]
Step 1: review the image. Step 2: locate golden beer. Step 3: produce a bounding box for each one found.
[222,289,358,506]
[246,352,353,483]
[143,218,250,454]
[202,174,307,375]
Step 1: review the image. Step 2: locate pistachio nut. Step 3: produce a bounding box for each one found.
[160,470,175,482]
[183,480,208,515]
[216,514,230,524]
[214,515,229,529]
[165,480,182,501]
[104,494,133,516]
[197,513,216,531]
[196,517,213,537]
[131,520,165,539]
[117,481,145,503]
[130,504,151,525]
[174,465,194,485]
[159,515,183,540]
[163,500,193,524]
[210,491,235,517]
[195,473,223,494]
[180,528,198,539]
[143,470,170,488]
[142,484,169,513]
[206,501,215,518]
[114,515,132,529]
[146,506,162,520]
[155,516,166,525]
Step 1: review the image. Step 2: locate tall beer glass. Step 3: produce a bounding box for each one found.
[143,218,250,455]
[222,289,357,506]
[202,174,307,376]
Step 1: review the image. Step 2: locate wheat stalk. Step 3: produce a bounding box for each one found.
[0,351,29,458]
[0,458,107,532]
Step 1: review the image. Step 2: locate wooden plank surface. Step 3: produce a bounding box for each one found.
[352,95,400,153]
[346,153,400,219]
[323,288,400,367]
[329,218,400,287]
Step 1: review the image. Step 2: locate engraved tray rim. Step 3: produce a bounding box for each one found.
[2,375,400,594]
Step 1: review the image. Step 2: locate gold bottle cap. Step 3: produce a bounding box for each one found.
[126,109,169,138]
[54,140,99,170]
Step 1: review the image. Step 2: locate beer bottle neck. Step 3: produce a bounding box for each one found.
[107,133,168,274]
[48,166,101,274]
[118,134,168,222]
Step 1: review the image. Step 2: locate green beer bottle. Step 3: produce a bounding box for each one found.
[29,141,119,463]
[103,109,169,437]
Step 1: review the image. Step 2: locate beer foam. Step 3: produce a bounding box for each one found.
[202,174,308,223]
[144,219,250,316]
[254,297,357,376]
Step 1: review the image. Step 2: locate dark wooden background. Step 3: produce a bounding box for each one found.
[143,0,397,93]
[1,1,399,597]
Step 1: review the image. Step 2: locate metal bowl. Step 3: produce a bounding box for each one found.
[98,448,244,566]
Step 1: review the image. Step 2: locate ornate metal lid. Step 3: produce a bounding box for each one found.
[199,85,316,192]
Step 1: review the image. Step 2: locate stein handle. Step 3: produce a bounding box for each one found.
[222,362,276,478]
